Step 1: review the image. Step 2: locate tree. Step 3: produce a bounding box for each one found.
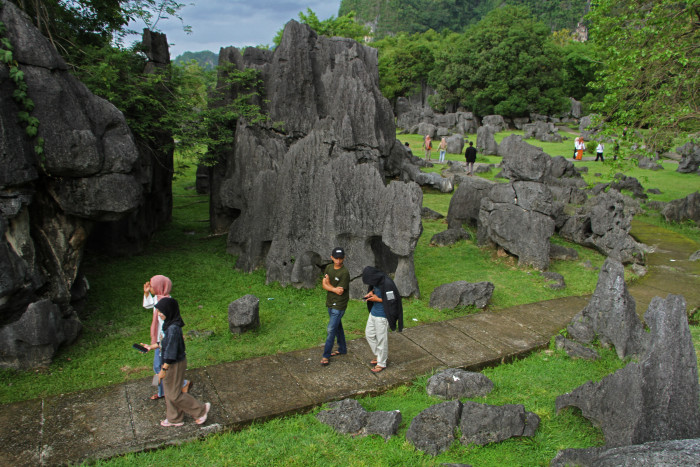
[430,6,568,117]
[273,9,372,47]
[587,0,700,151]
[374,31,442,102]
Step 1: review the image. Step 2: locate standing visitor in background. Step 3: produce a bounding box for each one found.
[320,247,349,367]
[423,135,432,161]
[438,137,447,163]
[595,142,604,162]
[575,137,585,160]
[465,141,477,175]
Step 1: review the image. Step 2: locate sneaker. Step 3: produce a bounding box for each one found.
[195,402,211,425]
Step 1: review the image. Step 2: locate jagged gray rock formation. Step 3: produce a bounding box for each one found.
[476,124,498,155]
[426,369,494,399]
[459,401,540,446]
[662,192,700,226]
[429,281,494,310]
[497,134,551,182]
[429,228,470,246]
[558,189,646,264]
[315,398,402,440]
[551,438,700,467]
[406,400,462,456]
[0,3,150,368]
[209,21,422,298]
[477,181,555,270]
[555,335,600,360]
[557,294,700,447]
[676,141,700,174]
[227,294,260,334]
[567,258,648,358]
[446,176,496,229]
[522,121,562,143]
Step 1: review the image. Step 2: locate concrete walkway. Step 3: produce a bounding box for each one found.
[1,221,698,466]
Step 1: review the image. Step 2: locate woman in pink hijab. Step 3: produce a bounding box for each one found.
[143,275,191,399]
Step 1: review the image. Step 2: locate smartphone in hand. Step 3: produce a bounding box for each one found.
[133,343,148,353]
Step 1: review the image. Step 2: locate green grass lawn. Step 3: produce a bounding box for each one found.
[1,130,699,465]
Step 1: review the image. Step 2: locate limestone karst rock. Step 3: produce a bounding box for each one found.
[208,21,422,298]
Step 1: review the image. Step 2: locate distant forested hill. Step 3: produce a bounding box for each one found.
[339,0,589,38]
[173,50,218,70]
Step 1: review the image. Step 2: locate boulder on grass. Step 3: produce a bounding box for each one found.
[426,369,494,400]
[228,294,260,334]
[429,281,494,310]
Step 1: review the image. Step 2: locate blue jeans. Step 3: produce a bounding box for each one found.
[323,308,347,359]
[154,348,164,397]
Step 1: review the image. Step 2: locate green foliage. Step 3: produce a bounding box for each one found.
[559,40,598,101]
[375,31,441,101]
[122,0,191,35]
[430,6,569,117]
[340,0,590,39]
[6,0,129,62]
[273,8,372,47]
[587,0,700,153]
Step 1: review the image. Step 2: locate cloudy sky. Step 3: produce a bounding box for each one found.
[129,1,343,59]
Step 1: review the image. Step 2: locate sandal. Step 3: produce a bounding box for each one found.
[150,394,164,400]
[370,359,377,365]
[320,358,330,366]
[371,365,385,373]
[330,351,345,357]
[195,402,211,425]
[160,419,184,427]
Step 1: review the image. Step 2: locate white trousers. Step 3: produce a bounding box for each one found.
[365,314,389,368]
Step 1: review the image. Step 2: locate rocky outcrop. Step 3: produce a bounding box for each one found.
[0,3,149,368]
[476,124,498,155]
[567,258,647,359]
[209,21,422,298]
[315,399,401,440]
[446,176,496,229]
[522,121,562,143]
[426,369,494,399]
[676,141,700,174]
[477,182,555,270]
[662,192,700,226]
[551,438,700,467]
[558,189,646,264]
[556,294,700,447]
[429,281,494,310]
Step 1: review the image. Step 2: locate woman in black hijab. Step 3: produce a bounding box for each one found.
[362,266,403,373]
[141,297,211,427]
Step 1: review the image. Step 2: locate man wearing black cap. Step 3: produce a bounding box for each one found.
[320,247,350,366]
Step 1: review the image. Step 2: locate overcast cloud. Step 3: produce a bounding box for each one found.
[128,0,342,58]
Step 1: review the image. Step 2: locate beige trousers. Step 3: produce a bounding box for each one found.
[365,314,389,368]
[163,358,206,423]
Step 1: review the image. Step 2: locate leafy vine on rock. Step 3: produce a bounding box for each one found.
[0,20,44,158]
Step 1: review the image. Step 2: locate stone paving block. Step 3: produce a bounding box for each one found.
[126,367,223,448]
[368,332,445,387]
[450,312,549,354]
[0,398,42,466]
[277,346,386,403]
[500,299,583,338]
[402,321,502,368]
[41,385,135,465]
[206,355,314,425]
